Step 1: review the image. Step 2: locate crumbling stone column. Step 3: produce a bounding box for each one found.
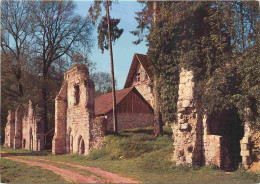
[52,83,67,155]
[240,135,252,169]
[173,68,203,166]
[34,106,45,151]
[14,105,24,149]
[27,100,34,150]
[240,109,253,169]
[4,110,15,148]
[90,116,107,149]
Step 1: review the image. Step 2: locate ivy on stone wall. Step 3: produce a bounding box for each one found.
[142,1,259,128]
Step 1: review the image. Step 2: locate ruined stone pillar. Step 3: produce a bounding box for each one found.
[27,100,34,150]
[34,106,45,151]
[14,105,24,149]
[173,68,203,166]
[240,108,253,169]
[52,83,67,155]
[4,110,15,148]
[85,80,95,154]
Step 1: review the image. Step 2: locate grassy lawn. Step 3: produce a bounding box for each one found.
[1,126,259,183]
[1,158,67,183]
[17,156,107,182]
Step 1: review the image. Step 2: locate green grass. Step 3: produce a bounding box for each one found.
[18,157,107,182]
[1,126,259,183]
[1,158,67,183]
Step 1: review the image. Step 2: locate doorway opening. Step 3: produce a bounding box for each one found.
[208,108,244,170]
[78,136,85,155]
[29,128,33,150]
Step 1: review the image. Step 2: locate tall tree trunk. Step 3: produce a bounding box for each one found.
[106,0,118,133]
[15,44,23,98]
[17,61,23,97]
[153,1,163,137]
[153,76,163,137]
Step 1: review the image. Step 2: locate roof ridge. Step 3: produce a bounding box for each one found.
[95,87,135,116]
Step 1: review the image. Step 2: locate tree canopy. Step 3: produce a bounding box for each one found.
[133,1,260,128]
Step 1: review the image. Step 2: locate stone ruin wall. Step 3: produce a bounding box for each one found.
[4,110,15,148]
[14,105,23,149]
[90,116,107,149]
[52,64,106,156]
[240,118,257,169]
[173,69,203,166]
[173,68,256,170]
[4,101,44,151]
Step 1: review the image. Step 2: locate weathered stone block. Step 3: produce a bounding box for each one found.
[242,156,252,164]
[179,119,184,124]
[241,136,250,144]
[178,107,186,113]
[241,150,250,157]
[180,123,189,130]
[182,100,192,108]
[240,143,249,150]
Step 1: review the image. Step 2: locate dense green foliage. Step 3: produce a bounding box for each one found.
[134,1,259,128]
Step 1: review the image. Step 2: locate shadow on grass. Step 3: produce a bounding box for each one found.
[122,128,172,136]
[1,150,51,157]
[106,129,154,138]
[105,131,129,137]
[106,126,172,138]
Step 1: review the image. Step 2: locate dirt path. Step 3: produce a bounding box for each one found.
[3,154,103,183]
[2,152,139,183]
[31,157,139,183]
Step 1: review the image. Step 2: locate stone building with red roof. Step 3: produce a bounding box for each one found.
[124,53,154,107]
[95,87,154,131]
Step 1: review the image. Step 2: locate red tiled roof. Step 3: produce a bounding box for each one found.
[95,87,134,116]
[124,53,152,88]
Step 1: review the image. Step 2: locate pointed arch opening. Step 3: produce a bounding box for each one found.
[77,135,85,155]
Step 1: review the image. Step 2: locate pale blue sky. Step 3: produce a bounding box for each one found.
[75,1,148,90]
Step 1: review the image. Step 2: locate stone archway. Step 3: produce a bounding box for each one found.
[29,128,33,150]
[80,139,85,155]
[78,136,85,155]
[207,108,244,170]
[70,135,73,154]
[67,128,72,153]
[22,138,26,148]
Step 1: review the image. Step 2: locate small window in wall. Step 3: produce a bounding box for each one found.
[136,73,140,82]
[74,85,80,105]
[149,86,153,93]
[145,74,148,80]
